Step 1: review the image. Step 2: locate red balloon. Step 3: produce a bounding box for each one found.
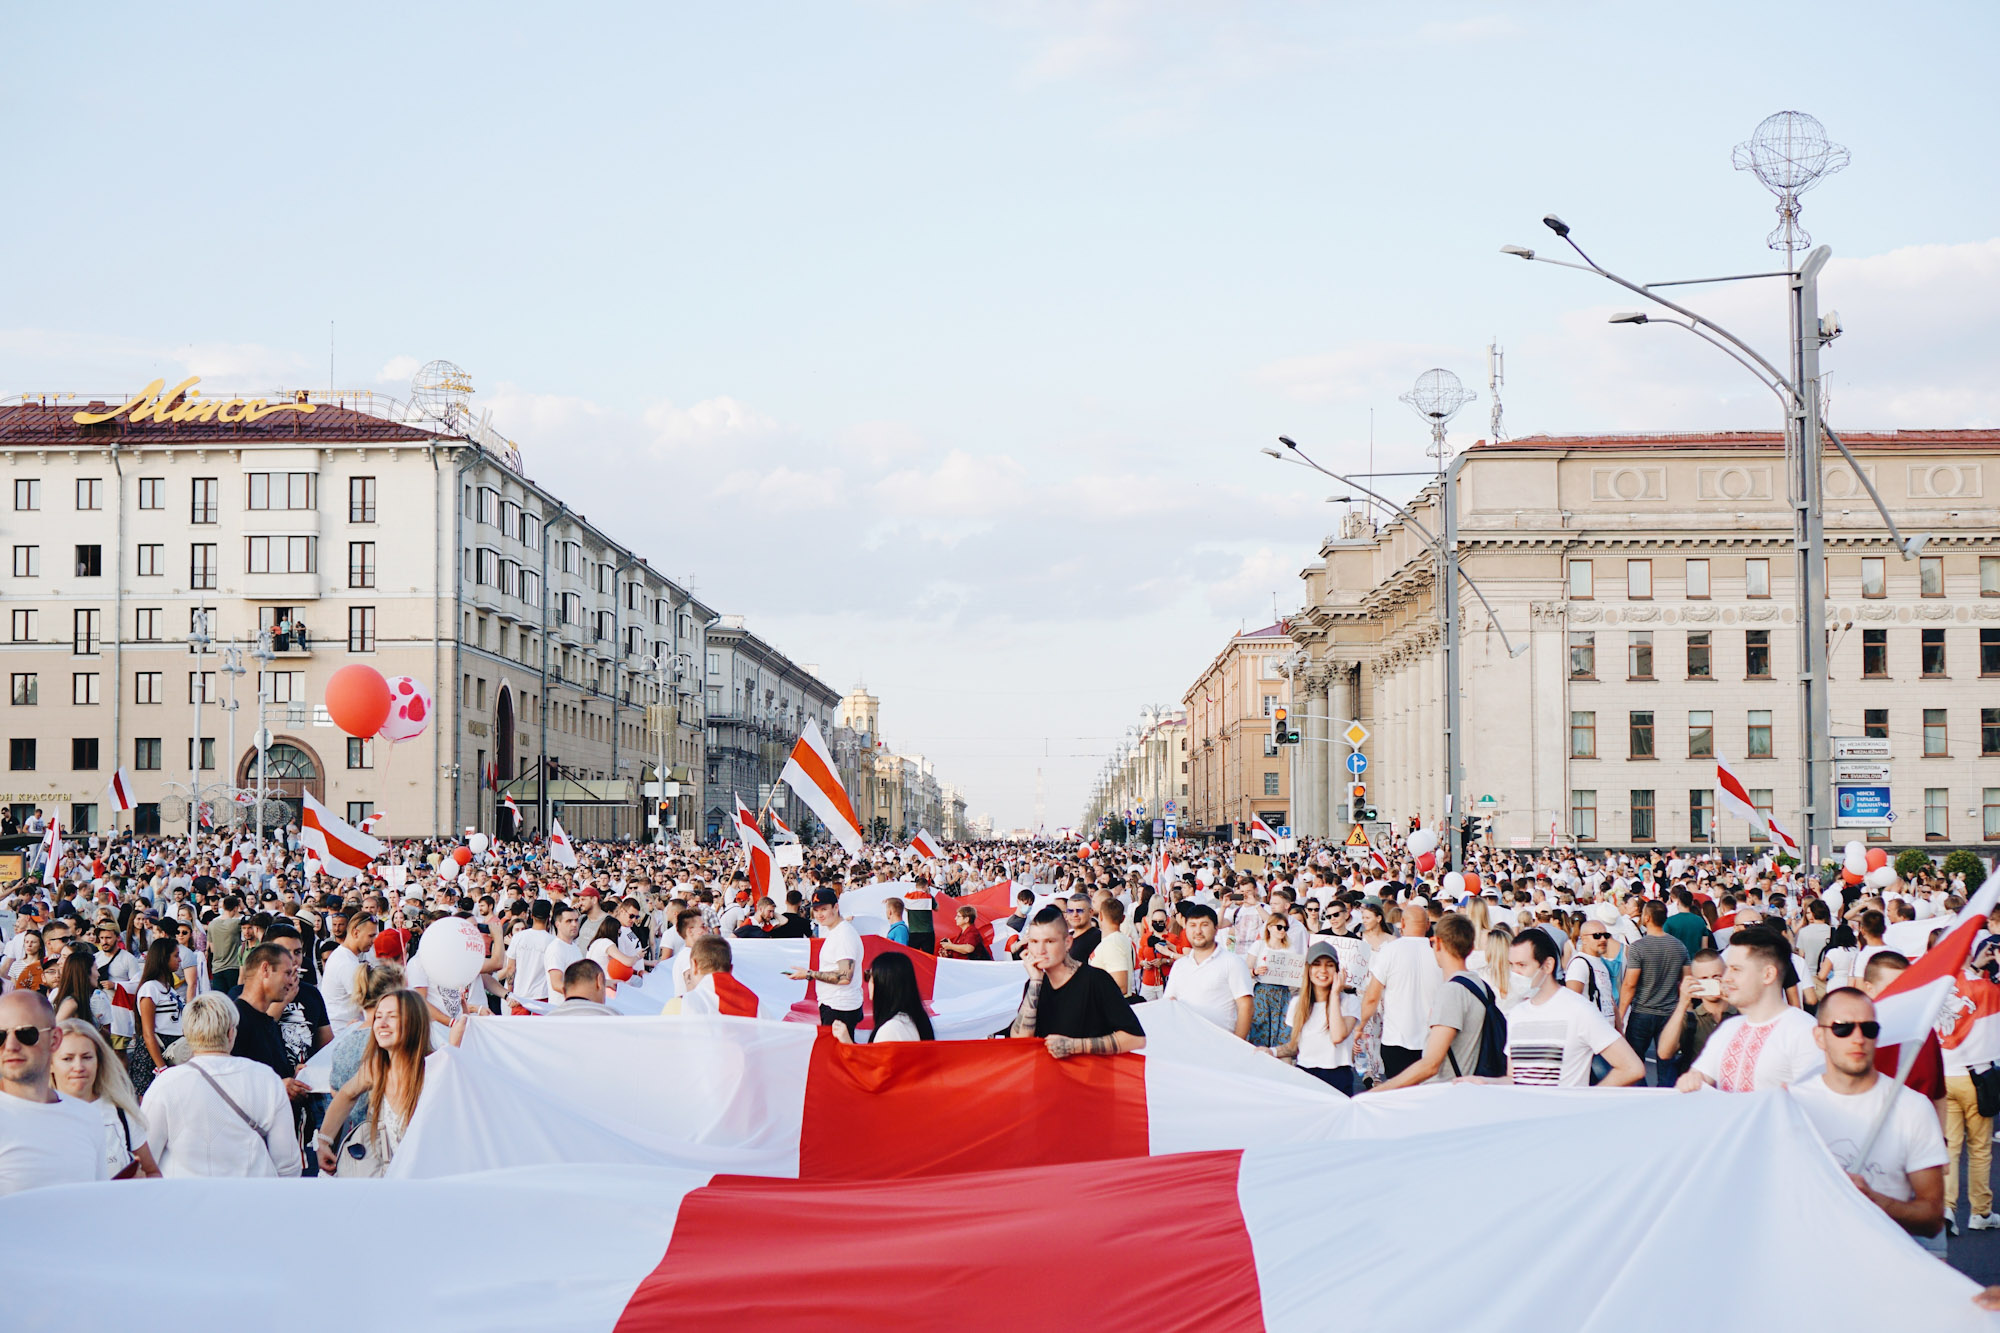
[453,846,473,866]
[1462,873,1482,896]
[1415,850,1437,874]
[325,664,392,738]
[1841,868,1863,886]
[1864,847,1889,872]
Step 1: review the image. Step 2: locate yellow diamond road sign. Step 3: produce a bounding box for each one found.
[1341,721,1369,748]
[1345,824,1370,847]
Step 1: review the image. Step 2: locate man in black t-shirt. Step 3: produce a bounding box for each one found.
[1062,894,1101,964]
[1007,906,1145,1059]
[230,943,301,1086]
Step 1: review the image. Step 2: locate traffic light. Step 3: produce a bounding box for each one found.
[1271,706,1287,747]
[1348,783,1366,822]
[1474,814,1494,843]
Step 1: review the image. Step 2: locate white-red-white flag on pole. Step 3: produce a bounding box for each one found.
[1248,817,1278,847]
[1147,845,1171,888]
[909,829,941,861]
[548,818,578,868]
[1715,753,1762,829]
[300,792,385,881]
[359,812,386,835]
[1765,813,1801,857]
[40,821,65,885]
[503,794,521,825]
[778,718,863,854]
[1368,842,1390,874]
[733,796,776,900]
[106,768,135,812]
[1874,868,2000,1053]
[769,811,796,843]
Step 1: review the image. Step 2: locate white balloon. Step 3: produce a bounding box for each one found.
[1843,840,1865,861]
[1863,865,1897,890]
[1407,828,1439,857]
[1443,871,1467,896]
[438,858,460,882]
[1844,849,1867,875]
[468,833,490,855]
[416,917,486,990]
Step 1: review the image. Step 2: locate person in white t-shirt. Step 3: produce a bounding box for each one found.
[1358,903,1443,1081]
[541,906,585,1002]
[1486,927,1643,1088]
[499,903,555,1009]
[1790,987,1945,1239]
[1161,902,1253,1037]
[0,990,108,1197]
[785,890,864,1028]
[669,908,709,997]
[1678,926,1823,1093]
[320,913,376,1028]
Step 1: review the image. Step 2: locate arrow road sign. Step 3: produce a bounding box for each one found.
[1345,752,1368,775]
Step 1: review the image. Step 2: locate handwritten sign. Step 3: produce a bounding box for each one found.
[1260,949,1305,989]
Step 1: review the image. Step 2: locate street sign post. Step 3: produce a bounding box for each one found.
[1346,752,1368,776]
[1341,721,1369,748]
[1344,824,1369,847]
[1834,785,1893,828]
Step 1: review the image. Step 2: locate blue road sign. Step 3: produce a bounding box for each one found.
[1346,752,1368,776]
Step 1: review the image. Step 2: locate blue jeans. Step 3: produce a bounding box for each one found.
[1622,1010,1676,1087]
[1304,1066,1355,1095]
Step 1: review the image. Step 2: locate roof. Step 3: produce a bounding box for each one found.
[1471,428,2000,453]
[0,400,446,446]
[1237,621,1290,640]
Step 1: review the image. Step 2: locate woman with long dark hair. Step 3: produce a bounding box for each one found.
[50,949,101,1031]
[830,951,935,1044]
[130,937,185,1095]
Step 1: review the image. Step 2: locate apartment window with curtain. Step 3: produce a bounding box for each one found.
[1864,709,1888,739]
[72,673,99,705]
[1862,628,1888,677]
[1982,628,2000,677]
[76,477,103,510]
[1571,711,1596,759]
[1628,711,1655,759]
[1985,708,2000,757]
[1690,789,1713,841]
[1861,556,1885,598]
[1569,561,1593,599]
[1746,558,1770,597]
[350,476,377,523]
[1920,556,1944,597]
[1569,632,1595,679]
[1628,632,1653,679]
[1922,628,1946,677]
[1627,560,1652,599]
[1926,788,1949,841]
[349,542,376,589]
[190,544,217,589]
[1571,791,1597,842]
[348,607,376,653]
[1629,790,1655,842]
[72,609,101,655]
[1985,788,2000,841]
[1688,710,1713,757]
[1985,556,2000,596]
[1747,709,1773,757]
[1925,708,1949,756]
[1746,630,1771,679]
[1687,631,1711,679]
[1685,558,1710,599]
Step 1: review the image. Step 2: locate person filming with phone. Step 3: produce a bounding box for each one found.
[1656,948,1731,1084]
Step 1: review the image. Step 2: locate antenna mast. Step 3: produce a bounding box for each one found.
[1487,342,1505,442]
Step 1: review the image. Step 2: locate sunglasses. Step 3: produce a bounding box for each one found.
[3,1024,50,1047]
[1582,931,1609,939]
[1820,1020,1879,1039]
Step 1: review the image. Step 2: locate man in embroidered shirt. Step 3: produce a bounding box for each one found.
[1676,925,1822,1093]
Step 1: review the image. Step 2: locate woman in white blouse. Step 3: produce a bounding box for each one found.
[138,994,300,1178]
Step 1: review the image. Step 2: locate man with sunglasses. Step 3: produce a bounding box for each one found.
[0,989,107,1196]
[1790,987,1946,1240]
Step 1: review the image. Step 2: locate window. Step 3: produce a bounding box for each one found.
[261,671,304,703]
[70,804,97,834]
[1747,709,1773,757]
[1568,561,1593,599]
[1745,559,1770,598]
[349,476,377,523]
[1926,788,1949,841]
[1628,710,1655,758]
[1570,711,1596,758]
[1983,628,2000,676]
[71,738,98,770]
[347,736,374,769]
[9,674,35,705]
[135,608,160,641]
[127,543,163,579]
[518,569,541,606]
[1986,556,2000,597]
[72,673,99,705]
[1865,709,1888,740]
[76,477,102,510]
[245,534,317,574]
[1569,632,1595,679]
[1685,558,1710,599]
[1922,629,1946,677]
[1260,694,1277,717]
[11,609,38,642]
[190,544,217,589]
[347,801,376,827]
[15,478,40,510]
[1262,734,1279,757]
[1987,789,2000,841]
[246,472,316,510]
[134,738,161,770]
[1628,632,1653,679]
[1627,560,1652,599]
[477,487,498,525]
[11,545,36,577]
[1862,628,1888,677]
[1687,631,1711,679]
[349,541,375,588]
[1918,555,1944,597]
[1751,790,1774,842]
[475,548,498,586]
[135,671,162,704]
[1861,556,1885,598]
[348,606,376,652]
[72,609,101,655]
[1688,710,1713,757]
[1263,771,1281,797]
[1986,708,2000,757]
[138,477,164,509]
[1570,791,1596,841]
[499,500,520,539]
[1690,789,1714,841]
[1925,708,1949,756]
[134,803,160,835]
[186,738,215,771]
[74,545,101,577]
[9,738,34,770]
[1630,790,1655,842]
[189,671,215,704]
[1745,630,1770,679]
[190,477,218,524]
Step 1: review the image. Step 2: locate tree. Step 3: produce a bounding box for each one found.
[1894,848,1932,881]
[869,816,890,843]
[1942,849,1990,885]
[1103,814,1128,844]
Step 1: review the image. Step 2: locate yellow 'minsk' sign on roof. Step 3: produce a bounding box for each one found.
[73,377,318,426]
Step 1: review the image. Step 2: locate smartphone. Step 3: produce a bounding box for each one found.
[1695,978,1722,1000]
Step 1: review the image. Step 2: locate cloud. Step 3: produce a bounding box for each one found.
[1254,340,1473,405]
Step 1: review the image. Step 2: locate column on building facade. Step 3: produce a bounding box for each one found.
[1301,671,1328,838]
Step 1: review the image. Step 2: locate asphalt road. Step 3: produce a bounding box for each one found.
[1947,1148,2000,1286]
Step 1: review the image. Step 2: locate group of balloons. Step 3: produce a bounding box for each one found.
[1840,839,1897,890]
[1406,826,1442,874]
[432,831,491,884]
[324,665,433,744]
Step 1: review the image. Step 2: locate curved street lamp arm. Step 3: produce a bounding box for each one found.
[1282,442,1443,548]
[1820,422,1922,558]
[1643,317,1793,409]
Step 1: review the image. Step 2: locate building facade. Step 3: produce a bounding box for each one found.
[702,618,840,843]
[1177,624,1293,839]
[1,381,714,842]
[1083,706,1189,840]
[1287,430,2000,854]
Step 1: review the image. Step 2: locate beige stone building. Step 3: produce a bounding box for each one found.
[1084,706,1189,841]
[1177,623,1293,839]
[1287,429,2000,854]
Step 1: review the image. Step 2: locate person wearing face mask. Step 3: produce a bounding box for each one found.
[1471,927,1643,1088]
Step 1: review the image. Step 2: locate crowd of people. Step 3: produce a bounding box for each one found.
[0,815,1992,1285]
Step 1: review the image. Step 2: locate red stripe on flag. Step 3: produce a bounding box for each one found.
[944,879,1014,927]
[1715,760,1756,813]
[797,937,940,1010]
[302,804,373,871]
[796,1030,1150,1181]
[784,736,861,835]
[616,1151,1260,1331]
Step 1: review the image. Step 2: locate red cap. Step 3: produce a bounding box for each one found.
[373,928,408,961]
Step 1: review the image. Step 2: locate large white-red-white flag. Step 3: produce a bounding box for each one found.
[769,811,796,842]
[1248,816,1278,847]
[779,718,863,854]
[39,820,65,885]
[105,767,135,812]
[300,792,385,880]
[909,829,941,861]
[1764,812,1801,857]
[734,796,777,899]
[548,818,578,868]
[503,794,521,823]
[1714,753,1762,828]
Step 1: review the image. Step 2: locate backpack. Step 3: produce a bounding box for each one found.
[1445,974,1509,1079]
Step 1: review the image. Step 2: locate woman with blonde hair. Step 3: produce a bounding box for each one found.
[317,988,432,1176]
[51,1018,161,1178]
[1473,924,1524,1011]
[1247,914,1298,1048]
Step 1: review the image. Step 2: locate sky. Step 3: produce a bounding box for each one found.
[7,2,1999,829]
